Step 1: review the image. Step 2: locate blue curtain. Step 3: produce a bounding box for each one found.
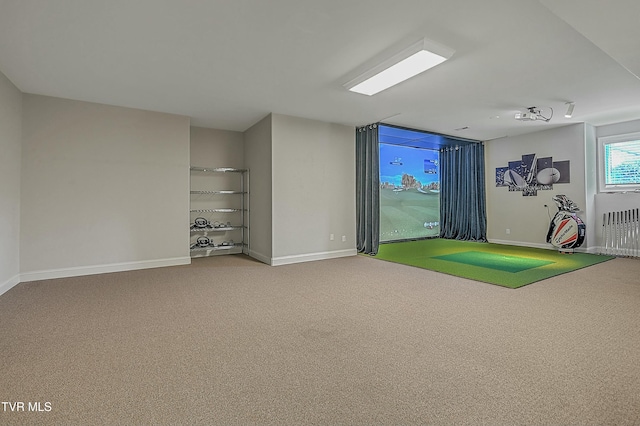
[356,124,380,255]
[439,143,487,241]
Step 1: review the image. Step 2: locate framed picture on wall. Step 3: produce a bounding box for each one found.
[553,160,571,183]
[496,153,571,196]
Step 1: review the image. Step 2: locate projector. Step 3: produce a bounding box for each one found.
[515,111,538,121]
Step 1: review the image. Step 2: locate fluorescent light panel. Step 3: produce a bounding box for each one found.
[349,50,446,96]
[345,38,453,96]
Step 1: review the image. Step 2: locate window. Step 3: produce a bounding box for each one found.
[598,132,640,192]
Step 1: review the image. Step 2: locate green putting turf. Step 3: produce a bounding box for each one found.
[371,238,614,288]
[433,251,555,273]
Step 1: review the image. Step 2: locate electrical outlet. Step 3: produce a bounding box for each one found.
[341,235,346,242]
[330,234,334,241]
[506,228,511,235]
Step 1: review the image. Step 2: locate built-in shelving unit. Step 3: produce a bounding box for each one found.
[189,167,249,258]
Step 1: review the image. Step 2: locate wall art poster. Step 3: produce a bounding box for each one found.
[495,167,509,187]
[506,160,527,190]
[553,160,571,183]
[535,157,556,187]
[495,153,571,196]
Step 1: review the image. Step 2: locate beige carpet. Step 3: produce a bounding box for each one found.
[1,254,639,425]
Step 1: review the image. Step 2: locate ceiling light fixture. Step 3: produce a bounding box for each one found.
[564,102,575,118]
[344,38,454,96]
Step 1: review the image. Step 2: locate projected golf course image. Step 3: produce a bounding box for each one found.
[380,186,440,241]
[379,142,440,242]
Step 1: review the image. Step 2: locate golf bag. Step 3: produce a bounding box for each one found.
[546,195,586,250]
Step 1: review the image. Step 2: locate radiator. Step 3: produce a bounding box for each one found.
[602,208,640,257]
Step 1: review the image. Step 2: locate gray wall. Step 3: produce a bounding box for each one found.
[5,73,635,289]
[271,114,355,264]
[20,95,191,280]
[191,127,244,168]
[243,114,273,264]
[0,71,22,295]
[485,124,592,249]
[190,126,245,212]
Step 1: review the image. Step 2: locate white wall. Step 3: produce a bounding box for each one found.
[595,193,640,219]
[0,70,22,295]
[20,95,191,281]
[271,114,355,265]
[593,118,640,250]
[584,123,598,251]
[597,118,640,139]
[485,124,592,249]
[243,114,273,264]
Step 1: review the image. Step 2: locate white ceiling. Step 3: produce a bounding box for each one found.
[1,0,639,141]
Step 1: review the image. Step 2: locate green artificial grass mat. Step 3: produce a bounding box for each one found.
[371,239,615,288]
[432,251,555,273]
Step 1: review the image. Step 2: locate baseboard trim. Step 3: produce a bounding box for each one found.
[0,274,21,297]
[20,257,192,283]
[248,250,272,265]
[586,246,601,255]
[271,249,357,266]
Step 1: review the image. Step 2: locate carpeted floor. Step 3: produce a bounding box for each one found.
[1,254,639,425]
[372,239,615,288]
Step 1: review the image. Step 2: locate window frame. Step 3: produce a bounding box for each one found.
[597,131,640,193]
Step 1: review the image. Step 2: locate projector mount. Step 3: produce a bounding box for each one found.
[515,106,553,122]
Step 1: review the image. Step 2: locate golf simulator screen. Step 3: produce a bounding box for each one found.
[379,143,440,242]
